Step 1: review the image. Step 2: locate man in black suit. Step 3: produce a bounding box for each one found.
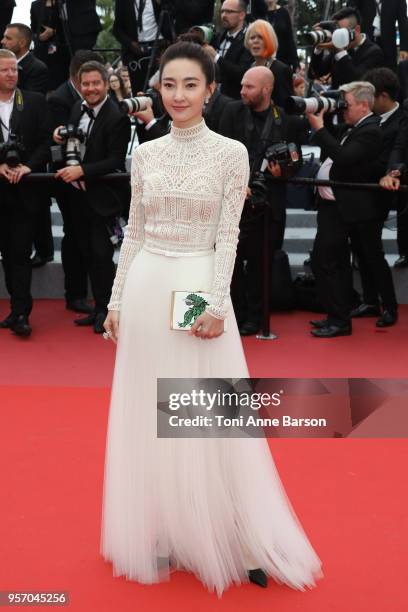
[2,23,48,93]
[58,0,102,53]
[309,7,384,89]
[0,49,50,337]
[308,80,397,337]
[348,0,408,70]
[53,61,131,333]
[47,49,103,315]
[219,66,307,335]
[113,0,168,96]
[209,0,253,99]
[0,0,15,39]
[350,67,404,318]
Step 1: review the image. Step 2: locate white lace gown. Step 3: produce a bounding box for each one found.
[100,120,322,597]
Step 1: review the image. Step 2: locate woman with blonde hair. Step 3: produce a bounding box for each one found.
[245,19,293,107]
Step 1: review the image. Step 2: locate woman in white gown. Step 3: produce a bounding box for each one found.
[101,41,322,597]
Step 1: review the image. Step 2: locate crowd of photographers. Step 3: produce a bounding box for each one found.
[1,0,408,338]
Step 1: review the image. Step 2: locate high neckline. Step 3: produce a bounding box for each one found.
[170,119,209,142]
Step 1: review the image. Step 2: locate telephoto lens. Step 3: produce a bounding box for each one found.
[305,29,332,45]
[284,93,347,116]
[120,96,152,114]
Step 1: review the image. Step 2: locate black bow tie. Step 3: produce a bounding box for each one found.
[225,34,235,42]
[81,105,95,119]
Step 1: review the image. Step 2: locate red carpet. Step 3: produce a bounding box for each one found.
[0,300,407,611]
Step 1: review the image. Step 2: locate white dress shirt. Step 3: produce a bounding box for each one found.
[0,92,15,142]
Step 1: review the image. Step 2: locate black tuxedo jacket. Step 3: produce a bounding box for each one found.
[18,51,48,95]
[349,0,408,68]
[31,0,101,39]
[69,97,131,216]
[373,106,405,176]
[269,59,293,108]
[0,89,50,212]
[47,80,81,128]
[212,29,253,99]
[312,115,383,223]
[309,37,384,88]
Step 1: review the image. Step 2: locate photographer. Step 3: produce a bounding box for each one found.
[53,61,131,334]
[308,81,397,338]
[0,49,50,338]
[308,7,384,89]
[219,65,307,335]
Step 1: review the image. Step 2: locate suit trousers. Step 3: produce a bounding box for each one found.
[0,193,37,317]
[70,188,115,313]
[312,199,397,326]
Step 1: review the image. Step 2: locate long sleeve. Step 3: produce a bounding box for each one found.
[107,148,145,311]
[206,142,250,320]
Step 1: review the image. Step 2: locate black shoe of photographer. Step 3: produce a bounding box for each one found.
[10,315,32,337]
[309,318,328,329]
[248,569,268,588]
[74,313,95,326]
[376,310,398,328]
[351,303,381,318]
[93,312,107,334]
[31,253,54,268]
[239,321,260,336]
[394,255,408,268]
[0,313,15,328]
[311,324,351,338]
[66,298,94,314]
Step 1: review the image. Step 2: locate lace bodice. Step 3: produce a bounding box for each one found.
[107,119,250,319]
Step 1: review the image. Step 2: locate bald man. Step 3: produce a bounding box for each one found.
[218,66,308,335]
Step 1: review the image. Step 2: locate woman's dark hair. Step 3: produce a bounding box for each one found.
[159,41,215,85]
[109,69,128,99]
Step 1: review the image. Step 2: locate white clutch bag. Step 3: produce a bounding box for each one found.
[170,291,227,331]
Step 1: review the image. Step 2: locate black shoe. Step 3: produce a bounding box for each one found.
[311,324,352,338]
[351,303,381,318]
[66,299,93,314]
[309,318,328,329]
[394,255,408,268]
[31,253,54,268]
[239,322,260,336]
[93,312,107,334]
[248,569,268,588]
[0,313,15,329]
[74,313,95,326]
[376,310,398,327]
[10,315,32,337]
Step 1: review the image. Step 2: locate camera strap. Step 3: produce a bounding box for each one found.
[247,103,283,183]
[0,89,24,140]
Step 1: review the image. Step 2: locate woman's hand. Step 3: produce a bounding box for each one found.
[188,311,224,339]
[104,310,120,343]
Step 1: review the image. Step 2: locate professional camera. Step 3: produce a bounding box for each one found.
[285,90,348,115]
[247,171,269,209]
[57,124,86,166]
[305,20,337,45]
[332,27,356,50]
[265,142,302,179]
[0,133,25,168]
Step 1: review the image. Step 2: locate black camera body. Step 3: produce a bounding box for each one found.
[0,133,25,168]
[265,142,302,179]
[54,124,85,167]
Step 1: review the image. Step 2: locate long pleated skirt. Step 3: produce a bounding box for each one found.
[100,248,323,597]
